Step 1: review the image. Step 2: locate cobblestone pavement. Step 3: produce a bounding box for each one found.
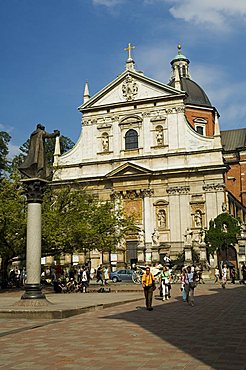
[0,283,246,370]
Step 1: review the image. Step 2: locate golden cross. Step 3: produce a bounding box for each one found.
[124,43,135,60]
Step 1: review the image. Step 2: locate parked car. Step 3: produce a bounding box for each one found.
[110,269,133,283]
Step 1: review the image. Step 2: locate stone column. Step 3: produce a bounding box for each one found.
[21,179,48,301]
[143,188,154,262]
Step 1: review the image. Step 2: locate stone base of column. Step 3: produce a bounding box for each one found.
[21,284,46,300]
[151,247,159,263]
[184,244,192,265]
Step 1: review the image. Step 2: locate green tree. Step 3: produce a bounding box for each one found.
[42,186,136,259]
[205,212,241,257]
[0,179,26,287]
[0,131,11,178]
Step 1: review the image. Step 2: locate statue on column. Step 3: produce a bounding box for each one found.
[184,227,193,245]
[19,123,60,180]
[138,227,145,246]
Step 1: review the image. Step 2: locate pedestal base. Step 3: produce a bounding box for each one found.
[21,284,46,300]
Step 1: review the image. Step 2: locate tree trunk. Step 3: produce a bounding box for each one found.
[0,257,9,289]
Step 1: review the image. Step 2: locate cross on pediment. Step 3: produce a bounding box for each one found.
[124,43,135,60]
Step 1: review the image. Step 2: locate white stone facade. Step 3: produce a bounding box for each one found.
[53,56,226,265]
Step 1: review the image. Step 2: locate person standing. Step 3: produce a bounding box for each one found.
[103,266,109,285]
[160,266,171,301]
[231,267,236,284]
[142,266,155,311]
[180,268,187,302]
[240,262,246,284]
[184,266,196,306]
[81,267,89,293]
[221,264,228,289]
[214,267,220,284]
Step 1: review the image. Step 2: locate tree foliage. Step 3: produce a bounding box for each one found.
[0,131,11,177]
[205,212,241,256]
[0,179,26,285]
[42,186,136,257]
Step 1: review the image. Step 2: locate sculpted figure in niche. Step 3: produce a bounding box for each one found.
[156,126,164,146]
[157,209,166,228]
[138,227,145,245]
[194,210,202,228]
[152,228,160,245]
[102,133,109,152]
[18,123,60,180]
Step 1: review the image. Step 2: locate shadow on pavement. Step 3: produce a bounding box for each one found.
[102,285,246,370]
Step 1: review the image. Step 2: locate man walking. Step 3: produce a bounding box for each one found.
[142,267,155,311]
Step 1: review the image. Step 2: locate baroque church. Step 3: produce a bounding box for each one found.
[52,44,245,269]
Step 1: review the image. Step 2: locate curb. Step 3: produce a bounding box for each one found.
[0,297,143,320]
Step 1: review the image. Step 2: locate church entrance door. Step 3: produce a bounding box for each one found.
[126,241,138,267]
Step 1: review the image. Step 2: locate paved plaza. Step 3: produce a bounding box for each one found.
[0,282,246,369]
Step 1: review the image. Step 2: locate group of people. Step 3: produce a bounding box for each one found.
[142,264,201,311]
[52,264,110,293]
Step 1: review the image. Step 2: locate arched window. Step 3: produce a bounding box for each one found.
[125,129,138,150]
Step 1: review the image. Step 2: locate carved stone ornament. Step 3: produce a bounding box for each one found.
[203,183,225,192]
[21,179,48,203]
[122,75,138,101]
[167,186,190,195]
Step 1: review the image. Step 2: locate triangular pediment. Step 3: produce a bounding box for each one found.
[106,162,152,178]
[79,70,185,110]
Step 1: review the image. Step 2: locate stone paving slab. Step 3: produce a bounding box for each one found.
[0,283,246,369]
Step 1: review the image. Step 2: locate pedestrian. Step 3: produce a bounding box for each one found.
[221,264,228,289]
[239,262,246,284]
[214,267,220,283]
[180,268,187,302]
[197,265,205,284]
[184,266,197,306]
[81,267,89,293]
[142,266,155,311]
[160,266,171,301]
[231,267,236,284]
[96,265,104,285]
[103,266,109,285]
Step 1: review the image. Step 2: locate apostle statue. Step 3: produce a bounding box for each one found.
[19,123,60,180]
[152,228,160,245]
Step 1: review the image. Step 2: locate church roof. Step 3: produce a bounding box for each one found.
[168,77,212,108]
[221,128,246,152]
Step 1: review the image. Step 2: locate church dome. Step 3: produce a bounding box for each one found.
[169,77,212,107]
[168,45,212,108]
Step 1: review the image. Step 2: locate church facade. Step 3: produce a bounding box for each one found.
[53,45,227,267]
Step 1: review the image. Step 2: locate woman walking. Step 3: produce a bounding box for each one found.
[160,266,171,301]
[180,268,187,302]
[184,266,197,306]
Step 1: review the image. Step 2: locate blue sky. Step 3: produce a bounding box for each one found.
[0,0,245,157]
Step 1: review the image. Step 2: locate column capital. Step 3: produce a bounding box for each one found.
[142,188,154,197]
[21,178,48,203]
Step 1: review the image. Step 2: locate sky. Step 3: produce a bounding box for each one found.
[0,0,245,157]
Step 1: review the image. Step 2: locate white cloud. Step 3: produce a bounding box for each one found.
[164,0,246,30]
[8,143,20,159]
[136,43,174,82]
[92,0,124,7]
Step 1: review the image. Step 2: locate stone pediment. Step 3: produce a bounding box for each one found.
[106,162,152,178]
[79,70,184,110]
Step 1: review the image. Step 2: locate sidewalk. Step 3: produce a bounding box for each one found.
[0,284,143,319]
[0,282,245,369]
